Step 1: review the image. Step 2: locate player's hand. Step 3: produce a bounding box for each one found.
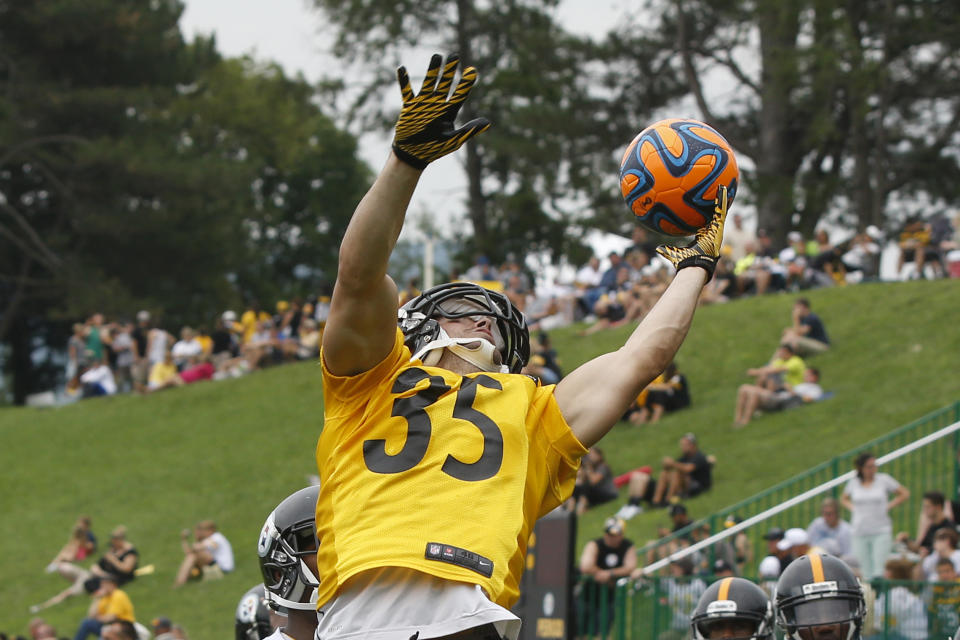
[656,185,730,280]
[392,53,491,170]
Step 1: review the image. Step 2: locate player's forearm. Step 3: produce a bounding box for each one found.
[622,268,707,370]
[336,154,421,292]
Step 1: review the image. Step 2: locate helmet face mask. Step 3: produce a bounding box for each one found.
[257,486,320,612]
[399,282,529,374]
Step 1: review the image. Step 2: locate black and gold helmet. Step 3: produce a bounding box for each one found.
[692,576,774,639]
[775,553,865,640]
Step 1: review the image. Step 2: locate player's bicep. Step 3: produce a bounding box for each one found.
[322,275,400,377]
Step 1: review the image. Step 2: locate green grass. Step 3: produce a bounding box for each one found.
[1,279,958,636]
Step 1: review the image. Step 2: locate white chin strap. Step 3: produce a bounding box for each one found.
[412,328,509,373]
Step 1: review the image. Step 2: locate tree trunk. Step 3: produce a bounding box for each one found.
[456,0,489,252]
[754,0,803,245]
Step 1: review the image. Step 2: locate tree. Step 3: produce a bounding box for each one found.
[312,0,686,268]
[0,0,370,402]
[619,0,960,242]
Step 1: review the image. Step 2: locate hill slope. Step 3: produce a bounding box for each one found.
[1,279,957,636]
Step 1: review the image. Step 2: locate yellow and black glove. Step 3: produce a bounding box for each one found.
[392,53,491,170]
[655,185,730,280]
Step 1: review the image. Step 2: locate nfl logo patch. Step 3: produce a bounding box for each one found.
[429,544,441,555]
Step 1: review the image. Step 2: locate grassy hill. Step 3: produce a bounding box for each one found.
[1,279,957,636]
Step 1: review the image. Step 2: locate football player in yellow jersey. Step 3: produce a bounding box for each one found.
[316,53,732,640]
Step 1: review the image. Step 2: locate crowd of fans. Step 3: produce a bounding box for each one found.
[12,516,233,640]
[64,298,327,401]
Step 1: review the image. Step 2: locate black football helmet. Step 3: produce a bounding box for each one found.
[257,486,320,612]
[692,577,774,640]
[398,282,529,373]
[235,583,273,640]
[775,553,865,640]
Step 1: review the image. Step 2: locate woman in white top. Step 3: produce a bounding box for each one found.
[841,452,910,579]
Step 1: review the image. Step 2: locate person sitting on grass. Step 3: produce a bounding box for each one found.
[173,520,234,587]
[733,367,823,427]
[628,361,690,424]
[565,447,619,516]
[72,574,135,640]
[649,433,713,507]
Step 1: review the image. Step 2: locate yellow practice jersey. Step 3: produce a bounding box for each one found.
[316,328,586,609]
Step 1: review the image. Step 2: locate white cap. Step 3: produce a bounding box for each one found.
[136,310,150,322]
[787,231,803,243]
[777,527,810,551]
[222,310,237,322]
[865,225,883,240]
[758,555,781,578]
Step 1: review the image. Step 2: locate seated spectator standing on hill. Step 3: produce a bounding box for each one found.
[806,498,852,558]
[615,466,657,520]
[628,361,690,424]
[897,490,956,556]
[748,344,806,392]
[566,448,619,516]
[734,366,822,427]
[780,298,830,357]
[578,517,636,636]
[897,217,933,280]
[171,327,202,371]
[72,574,135,640]
[174,520,234,587]
[756,527,787,578]
[79,362,117,398]
[31,525,139,613]
[147,351,179,392]
[651,433,713,506]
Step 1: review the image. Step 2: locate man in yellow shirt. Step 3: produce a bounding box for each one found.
[72,574,134,639]
[316,53,733,640]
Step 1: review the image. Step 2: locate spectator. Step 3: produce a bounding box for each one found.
[806,497,853,558]
[173,520,234,587]
[240,302,271,347]
[710,558,735,579]
[85,313,106,365]
[72,574,135,640]
[578,517,636,636]
[615,465,657,520]
[532,331,563,383]
[624,225,659,262]
[874,558,927,640]
[809,228,845,283]
[733,366,823,427]
[99,620,138,640]
[145,324,172,373]
[780,298,830,356]
[842,452,910,579]
[573,256,603,318]
[777,527,813,559]
[721,213,755,262]
[210,315,238,366]
[650,433,713,506]
[841,226,884,282]
[733,241,774,297]
[720,515,753,576]
[757,527,786,578]
[130,311,151,393]
[897,218,933,280]
[109,322,136,394]
[147,351,179,392]
[566,448,619,516]
[628,361,690,424]
[750,343,806,391]
[67,323,89,383]
[919,528,960,582]
[46,516,97,572]
[32,525,138,613]
[171,327,202,371]
[151,618,175,640]
[660,555,707,635]
[928,557,960,638]
[462,255,499,283]
[897,490,956,556]
[296,318,321,360]
[176,357,216,386]
[79,362,117,398]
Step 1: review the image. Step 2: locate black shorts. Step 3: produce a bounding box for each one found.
[683,478,709,499]
[574,483,619,507]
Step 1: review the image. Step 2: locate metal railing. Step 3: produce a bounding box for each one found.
[636,401,960,577]
[573,576,960,640]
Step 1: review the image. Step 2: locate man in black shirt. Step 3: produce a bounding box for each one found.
[781,298,830,356]
[579,517,636,635]
[896,490,956,554]
[651,433,713,506]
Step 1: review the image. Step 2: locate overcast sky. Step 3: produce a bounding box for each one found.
[178,1,630,250]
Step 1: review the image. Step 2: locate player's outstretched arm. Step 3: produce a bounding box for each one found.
[555,188,730,448]
[323,54,490,377]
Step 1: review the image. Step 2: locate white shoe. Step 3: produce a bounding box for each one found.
[29,604,42,614]
[45,562,58,574]
[616,504,642,520]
